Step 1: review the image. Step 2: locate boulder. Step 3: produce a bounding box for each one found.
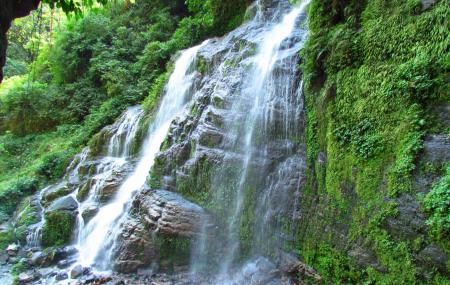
[55,271,68,281]
[70,264,83,279]
[47,196,78,213]
[29,251,53,267]
[81,204,99,223]
[6,243,19,256]
[112,188,213,273]
[18,272,35,283]
[17,270,40,283]
[134,188,213,237]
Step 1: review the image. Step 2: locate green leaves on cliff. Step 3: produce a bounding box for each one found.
[301,0,449,283]
[423,164,450,245]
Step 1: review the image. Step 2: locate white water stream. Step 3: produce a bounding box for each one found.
[76,41,207,269]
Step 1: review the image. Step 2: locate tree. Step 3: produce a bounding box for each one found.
[0,0,107,82]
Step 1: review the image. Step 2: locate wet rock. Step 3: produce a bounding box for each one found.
[197,126,223,148]
[113,216,158,273]
[37,268,54,278]
[55,271,68,281]
[134,188,213,237]
[98,180,121,203]
[81,204,99,223]
[318,151,326,165]
[29,251,53,267]
[113,188,213,273]
[43,184,72,204]
[55,246,78,261]
[70,264,84,279]
[47,196,78,212]
[18,272,34,283]
[17,270,40,283]
[6,243,19,256]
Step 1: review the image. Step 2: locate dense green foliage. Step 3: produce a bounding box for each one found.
[300,0,449,284]
[41,211,75,247]
[423,164,450,246]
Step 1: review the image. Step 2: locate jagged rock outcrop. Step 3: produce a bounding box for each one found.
[112,188,213,273]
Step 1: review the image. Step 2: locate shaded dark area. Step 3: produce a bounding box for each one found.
[0,0,41,82]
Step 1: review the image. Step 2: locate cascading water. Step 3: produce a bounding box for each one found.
[16,1,311,283]
[76,41,207,269]
[185,0,310,282]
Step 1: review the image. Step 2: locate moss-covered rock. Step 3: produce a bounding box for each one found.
[41,211,75,248]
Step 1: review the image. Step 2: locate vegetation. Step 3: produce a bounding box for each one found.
[41,210,75,247]
[0,0,447,283]
[299,0,449,283]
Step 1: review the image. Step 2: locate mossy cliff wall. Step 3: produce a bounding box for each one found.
[299,0,449,284]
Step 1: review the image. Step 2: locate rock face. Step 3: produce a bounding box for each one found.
[112,188,213,273]
[47,196,78,213]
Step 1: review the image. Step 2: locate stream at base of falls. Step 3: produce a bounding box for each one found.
[1,0,314,284]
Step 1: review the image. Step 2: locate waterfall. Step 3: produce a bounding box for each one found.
[20,1,310,283]
[76,40,208,269]
[186,0,310,282]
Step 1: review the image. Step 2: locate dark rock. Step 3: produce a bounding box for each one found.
[55,271,68,281]
[70,264,84,279]
[55,246,78,261]
[348,246,386,273]
[318,151,326,165]
[57,258,76,269]
[17,270,40,283]
[38,268,54,278]
[29,251,53,267]
[197,126,223,147]
[417,244,448,272]
[18,272,35,283]
[112,212,158,273]
[385,194,427,240]
[81,204,99,223]
[421,0,437,10]
[112,189,213,273]
[134,188,213,237]
[43,184,72,204]
[422,135,450,165]
[0,0,41,82]
[276,252,322,282]
[47,196,78,212]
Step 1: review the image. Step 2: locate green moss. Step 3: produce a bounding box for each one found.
[422,164,450,248]
[41,211,75,248]
[300,0,449,283]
